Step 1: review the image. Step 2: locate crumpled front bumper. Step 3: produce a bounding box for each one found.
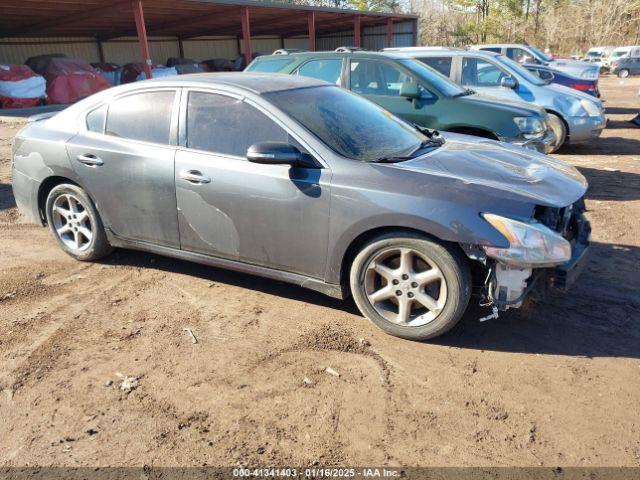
[566,113,607,143]
[546,207,591,292]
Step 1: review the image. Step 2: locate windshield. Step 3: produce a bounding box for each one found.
[398,58,466,97]
[265,85,430,162]
[495,55,547,86]
[528,46,552,63]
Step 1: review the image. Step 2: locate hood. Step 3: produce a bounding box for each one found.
[546,82,604,105]
[460,92,546,116]
[395,133,587,208]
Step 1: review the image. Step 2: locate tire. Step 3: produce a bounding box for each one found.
[617,69,629,78]
[45,183,113,261]
[547,112,567,152]
[349,232,471,341]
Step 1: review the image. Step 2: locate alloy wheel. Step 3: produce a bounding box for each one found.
[51,193,93,252]
[364,247,447,327]
[547,113,566,151]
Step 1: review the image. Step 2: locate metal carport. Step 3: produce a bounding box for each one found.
[0,0,418,78]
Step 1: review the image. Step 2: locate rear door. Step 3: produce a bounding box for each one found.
[174,89,331,278]
[66,88,180,247]
[347,58,439,127]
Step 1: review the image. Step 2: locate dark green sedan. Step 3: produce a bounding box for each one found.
[246,49,556,153]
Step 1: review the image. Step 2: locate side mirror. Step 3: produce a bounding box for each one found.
[500,76,518,89]
[400,82,420,99]
[247,142,314,168]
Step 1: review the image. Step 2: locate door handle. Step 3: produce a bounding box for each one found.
[76,154,104,166]
[179,169,211,184]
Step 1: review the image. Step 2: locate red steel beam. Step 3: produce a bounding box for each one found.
[353,15,361,48]
[386,18,394,48]
[241,6,252,66]
[308,11,316,51]
[132,0,153,79]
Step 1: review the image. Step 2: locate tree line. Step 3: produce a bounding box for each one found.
[265,0,640,56]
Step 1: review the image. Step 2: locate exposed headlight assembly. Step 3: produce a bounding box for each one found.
[580,99,601,117]
[482,213,571,267]
[513,116,545,138]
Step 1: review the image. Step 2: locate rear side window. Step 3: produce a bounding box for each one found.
[418,57,452,77]
[186,92,288,157]
[538,69,554,80]
[106,91,175,144]
[86,104,107,133]
[297,59,342,84]
[247,58,294,72]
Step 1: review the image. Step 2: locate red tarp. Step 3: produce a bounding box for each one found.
[0,64,46,108]
[41,58,111,104]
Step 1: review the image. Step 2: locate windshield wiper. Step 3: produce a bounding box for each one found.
[371,126,445,163]
[452,88,475,97]
[370,154,415,164]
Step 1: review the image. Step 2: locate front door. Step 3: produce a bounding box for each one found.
[174,90,330,279]
[347,58,439,128]
[460,56,524,102]
[66,89,180,247]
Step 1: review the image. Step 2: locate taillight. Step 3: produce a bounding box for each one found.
[570,83,594,92]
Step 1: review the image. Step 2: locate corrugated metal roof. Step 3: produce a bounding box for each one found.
[1,0,416,39]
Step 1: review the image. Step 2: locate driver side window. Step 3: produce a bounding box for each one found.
[507,47,535,64]
[186,92,288,157]
[461,57,506,87]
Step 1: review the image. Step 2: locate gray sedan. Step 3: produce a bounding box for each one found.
[12,73,590,340]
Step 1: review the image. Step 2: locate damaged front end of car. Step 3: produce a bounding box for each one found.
[463,198,591,318]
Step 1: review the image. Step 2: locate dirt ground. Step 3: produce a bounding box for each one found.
[0,76,639,468]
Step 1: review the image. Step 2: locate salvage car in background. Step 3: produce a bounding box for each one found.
[611,55,640,78]
[472,44,600,80]
[524,63,600,97]
[25,54,111,104]
[394,48,606,151]
[12,73,590,340]
[603,46,640,71]
[247,49,556,153]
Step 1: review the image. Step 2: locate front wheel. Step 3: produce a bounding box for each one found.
[617,69,630,78]
[547,112,567,152]
[349,233,471,341]
[45,183,113,261]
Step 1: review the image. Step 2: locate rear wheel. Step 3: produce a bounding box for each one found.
[349,232,471,341]
[547,112,567,152]
[617,69,630,78]
[45,183,113,261]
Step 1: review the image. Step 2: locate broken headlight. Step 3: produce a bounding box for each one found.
[482,213,571,267]
[513,116,545,138]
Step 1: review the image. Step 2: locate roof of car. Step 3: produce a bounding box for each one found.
[474,44,525,48]
[254,50,410,62]
[141,71,330,94]
[401,48,499,57]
